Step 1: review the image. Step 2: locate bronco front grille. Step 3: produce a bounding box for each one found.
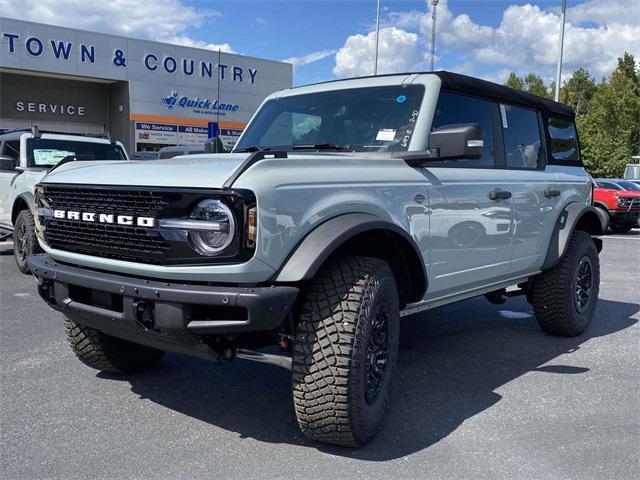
[39,186,175,264]
[36,184,254,265]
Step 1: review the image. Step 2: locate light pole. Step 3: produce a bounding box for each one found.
[554,0,567,102]
[430,0,439,71]
[373,0,381,75]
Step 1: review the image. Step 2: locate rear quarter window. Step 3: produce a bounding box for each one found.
[547,117,581,164]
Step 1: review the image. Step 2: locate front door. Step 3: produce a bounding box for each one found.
[424,91,514,299]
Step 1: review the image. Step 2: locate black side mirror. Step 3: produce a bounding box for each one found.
[429,123,484,161]
[0,155,17,171]
[204,136,227,153]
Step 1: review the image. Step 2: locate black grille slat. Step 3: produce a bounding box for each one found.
[41,186,174,264]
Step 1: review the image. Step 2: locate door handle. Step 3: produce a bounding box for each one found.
[544,188,561,198]
[488,189,512,201]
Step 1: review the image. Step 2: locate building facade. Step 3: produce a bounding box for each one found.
[0,17,292,152]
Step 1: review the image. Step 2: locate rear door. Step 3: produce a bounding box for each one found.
[425,91,514,300]
[499,104,559,275]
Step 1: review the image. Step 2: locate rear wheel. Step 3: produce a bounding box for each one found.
[13,209,42,274]
[531,230,599,336]
[292,256,399,447]
[64,317,164,374]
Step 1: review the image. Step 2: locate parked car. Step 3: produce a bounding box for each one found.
[0,127,128,272]
[623,155,640,180]
[593,178,640,233]
[157,144,205,159]
[28,72,605,447]
[131,151,159,160]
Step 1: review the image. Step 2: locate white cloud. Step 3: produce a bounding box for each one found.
[254,17,267,26]
[0,0,233,52]
[283,49,337,72]
[333,27,424,78]
[385,0,640,80]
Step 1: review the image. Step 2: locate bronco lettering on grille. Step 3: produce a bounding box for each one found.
[52,209,156,227]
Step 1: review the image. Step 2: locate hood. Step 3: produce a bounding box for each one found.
[41,153,252,189]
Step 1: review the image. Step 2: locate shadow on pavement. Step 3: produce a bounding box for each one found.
[101,295,637,460]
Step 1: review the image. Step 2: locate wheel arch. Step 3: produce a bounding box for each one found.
[273,213,427,307]
[11,192,34,224]
[542,203,606,270]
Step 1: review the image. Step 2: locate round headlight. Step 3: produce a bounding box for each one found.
[617,197,625,206]
[188,199,235,255]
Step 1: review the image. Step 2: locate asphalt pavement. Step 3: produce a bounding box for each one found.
[1,233,638,480]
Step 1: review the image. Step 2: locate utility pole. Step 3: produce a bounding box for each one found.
[430,0,439,71]
[373,0,381,75]
[554,0,567,102]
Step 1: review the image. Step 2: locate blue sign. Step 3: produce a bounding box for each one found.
[161,91,239,115]
[208,122,219,138]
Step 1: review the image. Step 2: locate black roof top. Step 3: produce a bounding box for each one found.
[305,70,575,120]
[434,71,574,119]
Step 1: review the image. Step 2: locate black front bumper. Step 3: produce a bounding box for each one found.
[608,209,640,224]
[28,254,299,361]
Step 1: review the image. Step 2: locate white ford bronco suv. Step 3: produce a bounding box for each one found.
[27,72,606,447]
[0,127,128,272]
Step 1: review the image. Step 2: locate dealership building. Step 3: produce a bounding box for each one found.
[0,17,292,152]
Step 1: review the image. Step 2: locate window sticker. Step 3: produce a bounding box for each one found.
[376,129,397,141]
[396,95,407,103]
[500,104,508,128]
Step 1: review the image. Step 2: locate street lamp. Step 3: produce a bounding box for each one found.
[554,0,567,102]
[430,0,439,71]
[373,0,381,75]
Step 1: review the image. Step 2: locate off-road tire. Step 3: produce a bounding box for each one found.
[531,230,599,336]
[292,256,400,447]
[610,223,633,234]
[64,317,164,373]
[14,209,42,274]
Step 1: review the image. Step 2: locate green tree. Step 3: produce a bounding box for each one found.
[505,72,524,91]
[560,68,597,115]
[577,53,640,177]
[504,72,552,98]
[522,73,552,99]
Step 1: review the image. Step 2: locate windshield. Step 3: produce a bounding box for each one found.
[235,85,424,153]
[26,138,126,167]
[617,180,640,191]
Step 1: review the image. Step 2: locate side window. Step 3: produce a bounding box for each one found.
[547,117,580,163]
[501,105,543,169]
[431,91,496,167]
[2,140,20,160]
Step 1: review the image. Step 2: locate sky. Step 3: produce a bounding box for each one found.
[1,0,638,86]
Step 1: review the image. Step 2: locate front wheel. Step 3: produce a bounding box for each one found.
[292,256,400,447]
[65,317,164,373]
[610,223,633,234]
[14,209,42,274]
[531,230,599,336]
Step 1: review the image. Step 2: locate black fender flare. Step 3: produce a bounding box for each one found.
[11,192,35,223]
[274,213,428,302]
[542,203,606,270]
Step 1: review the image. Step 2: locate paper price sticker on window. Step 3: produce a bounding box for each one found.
[376,129,396,141]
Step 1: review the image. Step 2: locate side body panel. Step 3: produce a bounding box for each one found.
[423,167,514,299]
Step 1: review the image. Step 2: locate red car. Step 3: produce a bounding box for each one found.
[593,179,640,233]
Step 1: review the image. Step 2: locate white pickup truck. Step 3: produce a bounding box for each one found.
[0,128,128,272]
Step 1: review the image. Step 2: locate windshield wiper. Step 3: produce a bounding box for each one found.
[291,143,348,151]
[233,146,271,153]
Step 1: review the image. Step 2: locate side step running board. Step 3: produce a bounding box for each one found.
[236,349,292,370]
